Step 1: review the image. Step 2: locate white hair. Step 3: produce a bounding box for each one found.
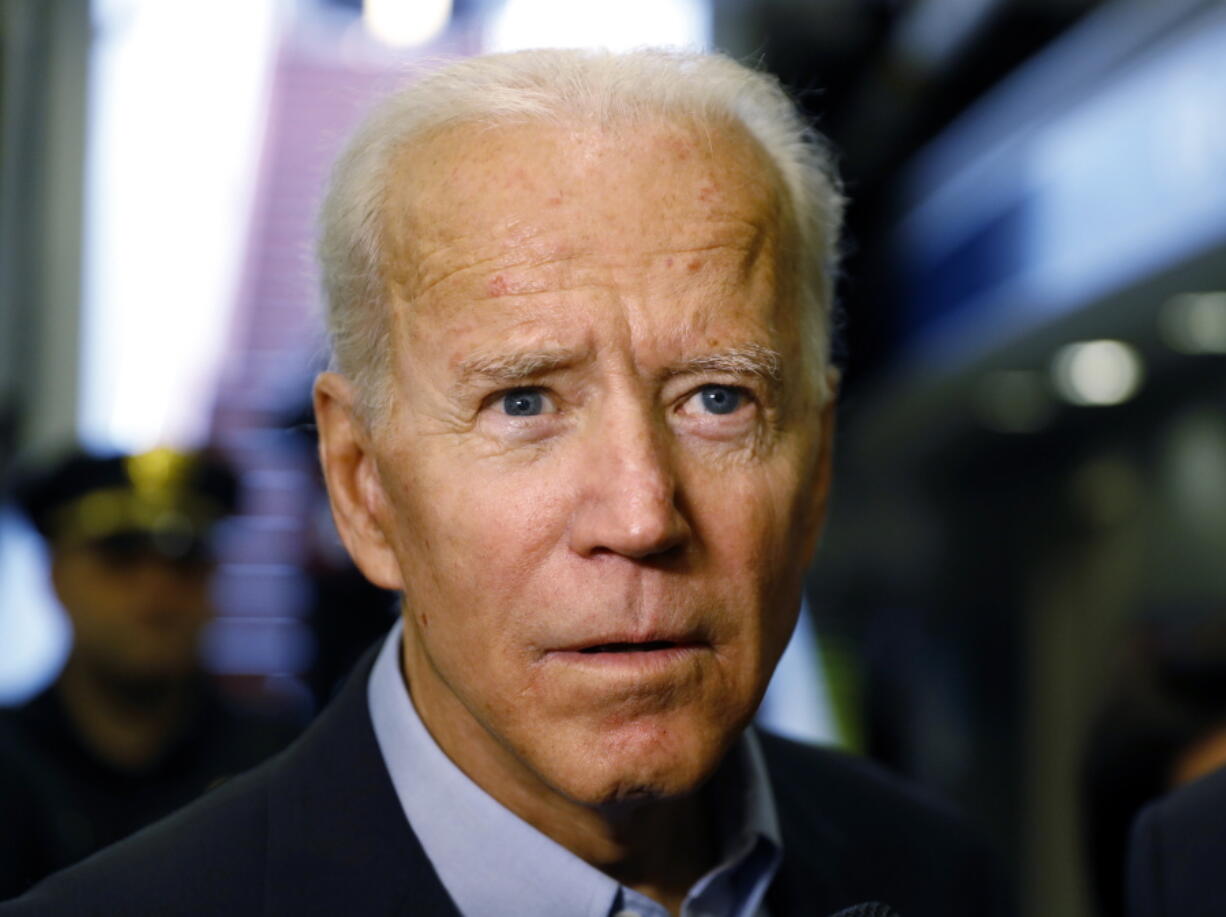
[317,48,844,417]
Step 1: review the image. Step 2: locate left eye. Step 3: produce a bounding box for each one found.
[689,385,745,415]
[500,388,552,416]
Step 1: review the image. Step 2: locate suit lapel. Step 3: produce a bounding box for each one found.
[760,732,857,916]
[263,644,461,916]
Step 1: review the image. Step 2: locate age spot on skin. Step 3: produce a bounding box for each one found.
[487,274,511,298]
[687,258,703,272]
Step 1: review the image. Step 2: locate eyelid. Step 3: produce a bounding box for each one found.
[685,380,757,399]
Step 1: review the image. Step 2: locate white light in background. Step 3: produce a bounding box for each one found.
[1160,291,1226,354]
[0,511,71,704]
[79,0,282,452]
[487,0,711,53]
[756,597,842,747]
[363,0,452,48]
[1051,340,1144,407]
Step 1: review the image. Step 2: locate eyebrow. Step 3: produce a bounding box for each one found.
[451,348,580,392]
[671,344,783,382]
[450,343,785,396]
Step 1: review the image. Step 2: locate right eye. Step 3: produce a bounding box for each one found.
[498,388,555,417]
[692,384,745,415]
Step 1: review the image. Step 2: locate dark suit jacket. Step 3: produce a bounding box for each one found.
[1,644,1006,916]
[1128,765,1226,917]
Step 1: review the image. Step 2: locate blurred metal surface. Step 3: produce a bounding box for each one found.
[0,0,89,469]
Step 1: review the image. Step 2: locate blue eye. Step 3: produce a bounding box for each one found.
[699,385,742,415]
[502,389,546,416]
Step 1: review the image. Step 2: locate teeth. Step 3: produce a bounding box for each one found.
[580,641,676,654]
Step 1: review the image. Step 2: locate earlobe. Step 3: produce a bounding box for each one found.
[312,372,405,591]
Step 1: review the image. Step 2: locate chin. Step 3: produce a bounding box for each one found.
[546,712,744,808]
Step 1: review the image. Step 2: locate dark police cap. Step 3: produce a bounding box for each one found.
[12,447,239,551]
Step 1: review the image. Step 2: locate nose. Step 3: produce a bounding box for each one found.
[568,400,691,560]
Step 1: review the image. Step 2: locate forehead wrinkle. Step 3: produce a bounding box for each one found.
[405,225,603,306]
[399,171,779,280]
[386,147,785,308]
[418,229,769,311]
[394,237,535,304]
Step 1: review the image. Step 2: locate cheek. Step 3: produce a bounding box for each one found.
[691,458,802,574]
[688,456,812,647]
[383,450,570,633]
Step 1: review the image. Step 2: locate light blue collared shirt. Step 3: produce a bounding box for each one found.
[367,620,782,917]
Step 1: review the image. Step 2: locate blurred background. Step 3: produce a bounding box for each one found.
[2,0,1225,914]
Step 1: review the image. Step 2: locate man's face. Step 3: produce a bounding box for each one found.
[52,540,212,684]
[319,117,834,809]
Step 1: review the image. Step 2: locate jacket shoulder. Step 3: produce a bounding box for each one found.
[1128,765,1226,917]
[0,755,275,916]
[759,731,1010,917]
[760,731,974,835]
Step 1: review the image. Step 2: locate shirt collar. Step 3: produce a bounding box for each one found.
[368,619,782,917]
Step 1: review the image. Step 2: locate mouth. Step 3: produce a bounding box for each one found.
[544,634,710,673]
[579,640,685,654]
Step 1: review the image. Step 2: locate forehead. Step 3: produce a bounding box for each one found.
[383,115,787,287]
[374,117,803,378]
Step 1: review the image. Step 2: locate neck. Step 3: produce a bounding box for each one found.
[597,791,717,914]
[474,753,718,915]
[57,658,195,771]
[491,768,716,913]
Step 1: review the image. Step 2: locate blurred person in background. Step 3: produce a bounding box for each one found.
[0,447,300,900]
[1081,618,1226,917]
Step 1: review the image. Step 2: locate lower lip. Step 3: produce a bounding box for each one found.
[545,644,708,671]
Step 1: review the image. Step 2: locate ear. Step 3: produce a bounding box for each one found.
[313,372,405,591]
